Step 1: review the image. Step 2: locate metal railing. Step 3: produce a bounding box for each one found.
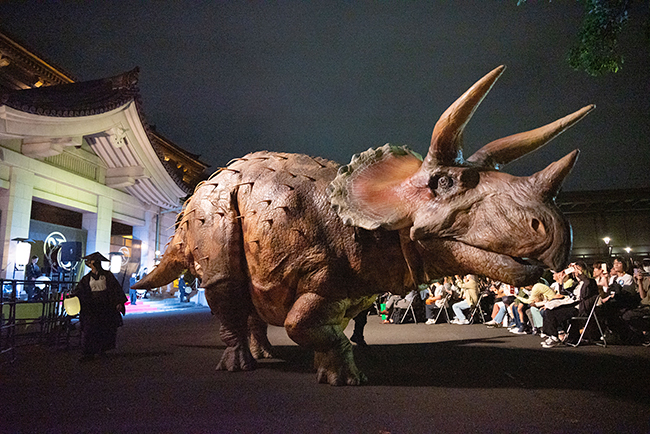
[1,279,77,364]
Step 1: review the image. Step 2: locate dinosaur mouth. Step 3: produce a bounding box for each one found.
[511,256,546,268]
[416,238,545,286]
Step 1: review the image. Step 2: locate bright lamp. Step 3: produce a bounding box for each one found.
[16,241,32,266]
[109,255,122,273]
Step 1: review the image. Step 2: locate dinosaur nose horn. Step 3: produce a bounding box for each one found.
[530,149,580,200]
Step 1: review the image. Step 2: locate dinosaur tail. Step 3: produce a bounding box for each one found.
[131,235,187,290]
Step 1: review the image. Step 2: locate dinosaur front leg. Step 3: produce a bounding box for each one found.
[284,293,366,386]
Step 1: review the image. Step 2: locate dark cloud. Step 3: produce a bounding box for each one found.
[1,1,648,191]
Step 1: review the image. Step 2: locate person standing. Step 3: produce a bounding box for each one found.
[24,255,41,301]
[129,273,138,306]
[178,274,186,303]
[350,307,370,346]
[72,252,127,362]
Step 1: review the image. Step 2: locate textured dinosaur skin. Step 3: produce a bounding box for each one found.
[133,66,593,385]
[161,152,408,385]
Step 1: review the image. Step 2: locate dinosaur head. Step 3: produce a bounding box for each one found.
[328,65,594,286]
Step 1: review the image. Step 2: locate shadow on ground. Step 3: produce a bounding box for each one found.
[263,339,650,403]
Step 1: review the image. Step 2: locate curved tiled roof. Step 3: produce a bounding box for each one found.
[0,68,196,195]
[0,67,140,117]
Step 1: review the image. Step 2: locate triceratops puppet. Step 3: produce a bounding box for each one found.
[133,65,593,385]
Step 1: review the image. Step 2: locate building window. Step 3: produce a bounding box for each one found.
[31,201,83,229]
[111,221,132,237]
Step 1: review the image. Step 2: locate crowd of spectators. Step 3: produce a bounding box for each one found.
[377,256,650,348]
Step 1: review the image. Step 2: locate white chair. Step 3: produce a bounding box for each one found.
[433,292,452,324]
[468,293,488,324]
[398,294,418,324]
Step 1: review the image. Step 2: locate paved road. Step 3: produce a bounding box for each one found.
[2,307,649,433]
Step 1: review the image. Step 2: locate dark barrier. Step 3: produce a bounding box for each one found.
[1,279,77,364]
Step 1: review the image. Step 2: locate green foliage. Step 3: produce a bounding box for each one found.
[518,0,640,76]
[567,0,629,76]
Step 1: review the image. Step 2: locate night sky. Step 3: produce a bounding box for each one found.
[1,1,649,192]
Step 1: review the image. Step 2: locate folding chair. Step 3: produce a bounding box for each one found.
[399,294,418,324]
[468,293,487,324]
[566,296,606,347]
[433,292,452,324]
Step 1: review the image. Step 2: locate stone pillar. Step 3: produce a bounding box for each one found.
[82,195,113,258]
[0,167,35,279]
[132,207,156,271]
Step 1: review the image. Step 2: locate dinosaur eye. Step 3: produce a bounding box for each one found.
[438,176,453,189]
[428,175,453,192]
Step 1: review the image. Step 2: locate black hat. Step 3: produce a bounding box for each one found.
[82,252,109,263]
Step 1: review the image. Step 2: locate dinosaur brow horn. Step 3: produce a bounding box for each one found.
[422,65,506,170]
[466,104,595,169]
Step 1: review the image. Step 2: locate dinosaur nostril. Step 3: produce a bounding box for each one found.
[531,218,545,236]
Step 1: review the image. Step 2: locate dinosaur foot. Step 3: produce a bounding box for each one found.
[249,341,274,359]
[314,350,367,386]
[216,344,257,371]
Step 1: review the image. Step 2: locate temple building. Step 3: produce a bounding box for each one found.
[0,31,208,287]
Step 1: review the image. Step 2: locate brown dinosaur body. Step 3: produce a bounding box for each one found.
[133,66,594,385]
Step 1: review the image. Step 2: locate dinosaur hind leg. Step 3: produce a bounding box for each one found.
[248,311,274,359]
[206,281,257,372]
[190,182,257,371]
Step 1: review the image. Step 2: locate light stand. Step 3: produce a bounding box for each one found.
[12,238,33,279]
[603,237,612,258]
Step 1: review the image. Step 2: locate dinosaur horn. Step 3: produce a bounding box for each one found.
[529,149,580,201]
[467,105,595,169]
[422,65,506,169]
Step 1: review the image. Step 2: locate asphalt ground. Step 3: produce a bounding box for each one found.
[2,305,649,434]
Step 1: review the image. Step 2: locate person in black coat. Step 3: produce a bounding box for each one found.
[24,255,41,301]
[72,252,127,361]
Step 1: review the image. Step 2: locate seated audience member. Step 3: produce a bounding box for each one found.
[451,274,479,325]
[541,261,599,348]
[550,269,576,297]
[425,281,452,324]
[634,259,650,306]
[609,257,638,308]
[619,260,650,345]
[592,261,611,299]
[484,283,516,328]
[381,290,418,324]
[443,276,461,302]
[599,257,641,343]
[523,281,558,335]
[510,281,556,335]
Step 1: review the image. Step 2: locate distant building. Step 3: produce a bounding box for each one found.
[559,189,650,263]
[0,31,208,286]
